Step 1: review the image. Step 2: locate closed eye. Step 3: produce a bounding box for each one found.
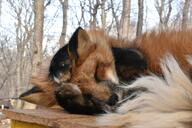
[99,62,111,67]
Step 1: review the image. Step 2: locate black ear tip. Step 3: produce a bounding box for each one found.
[76,27,84,32]
[19,86,43,98]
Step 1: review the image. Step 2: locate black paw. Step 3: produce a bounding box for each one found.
[106,93,119,106]
[55,83,106,115]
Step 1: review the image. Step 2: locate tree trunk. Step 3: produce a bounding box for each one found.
[155,0,173,30]
[164,0,172,27]
[59,0,68,47]
[119,0,131,39]
[89,0,100,28]
[101,0,107,28]
[0,0,2,23]
[156,0,164,29]
[182,0,190,30]
[136,0,144,37]
[32,0,44,76]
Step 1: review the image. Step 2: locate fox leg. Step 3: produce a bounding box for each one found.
[55,82,106,114]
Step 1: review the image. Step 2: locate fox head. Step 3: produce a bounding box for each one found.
[49,27,119,85]
[48,27,120,114]
[49,27,94,83]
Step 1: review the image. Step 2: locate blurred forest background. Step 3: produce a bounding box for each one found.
[0,0,192,108]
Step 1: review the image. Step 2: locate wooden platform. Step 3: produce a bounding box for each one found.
[0,109,6,120]
[2,108,117,128]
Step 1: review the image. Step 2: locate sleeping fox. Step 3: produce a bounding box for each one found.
[20,27,122,114]
[47,28,148,114]
[20,28,192,114]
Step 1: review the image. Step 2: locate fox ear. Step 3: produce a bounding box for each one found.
[68,27,96,65]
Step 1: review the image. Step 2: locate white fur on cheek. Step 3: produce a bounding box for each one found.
[106,69,119,84]
[72,84,82,94]
[53,76,60,84]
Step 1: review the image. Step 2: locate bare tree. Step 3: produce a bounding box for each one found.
[72,1,87,27]
[100,0,107,28]
[7,0,34,98]
[0,37,16,98]
[155,0,173,29]
[119,0,131,39]
[136,0,144,37]
[88,0,101,28]
[110,0,120,36]
[0,0,2,23]
[110,0,130,38]
[4,0,35,109]
[32,0,44,76]
[58,0,68,47]
[182,0,191,30]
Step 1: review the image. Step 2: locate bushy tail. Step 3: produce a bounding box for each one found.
[98,55,192,128]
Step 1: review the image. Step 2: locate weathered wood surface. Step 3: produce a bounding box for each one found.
[2,108,118,128]
[0,109,7,120]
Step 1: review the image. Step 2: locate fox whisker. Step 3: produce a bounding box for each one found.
[119,81,129,86]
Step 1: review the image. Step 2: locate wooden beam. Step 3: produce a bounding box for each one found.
[2,109,118,128]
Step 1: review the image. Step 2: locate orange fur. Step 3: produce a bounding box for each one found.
[70,29,118,101]
[21,28,118,107]
[22,29,192,108]
[22,29,192,109]
[110,30,192,75]
[21,68,57,107]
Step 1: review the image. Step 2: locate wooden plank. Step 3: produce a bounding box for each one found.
[0,109,7,120]
[53,118,119,128]
[11,120,48,128]
[2,109,117,128]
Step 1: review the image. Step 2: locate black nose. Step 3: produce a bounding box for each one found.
[106,93,119,106]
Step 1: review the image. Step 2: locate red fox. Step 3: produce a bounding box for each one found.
[20,28,192,115]
[21,27,121,114]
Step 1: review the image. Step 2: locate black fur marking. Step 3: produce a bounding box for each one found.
[112,48,147,82]
[106,93,119,106]
[112,48,147,69]
[49,27,83,81]
[49,45,70,79]
[19,86,43,98]
[55,91,105,115]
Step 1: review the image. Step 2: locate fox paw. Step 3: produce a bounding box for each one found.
[55,82,106,114]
